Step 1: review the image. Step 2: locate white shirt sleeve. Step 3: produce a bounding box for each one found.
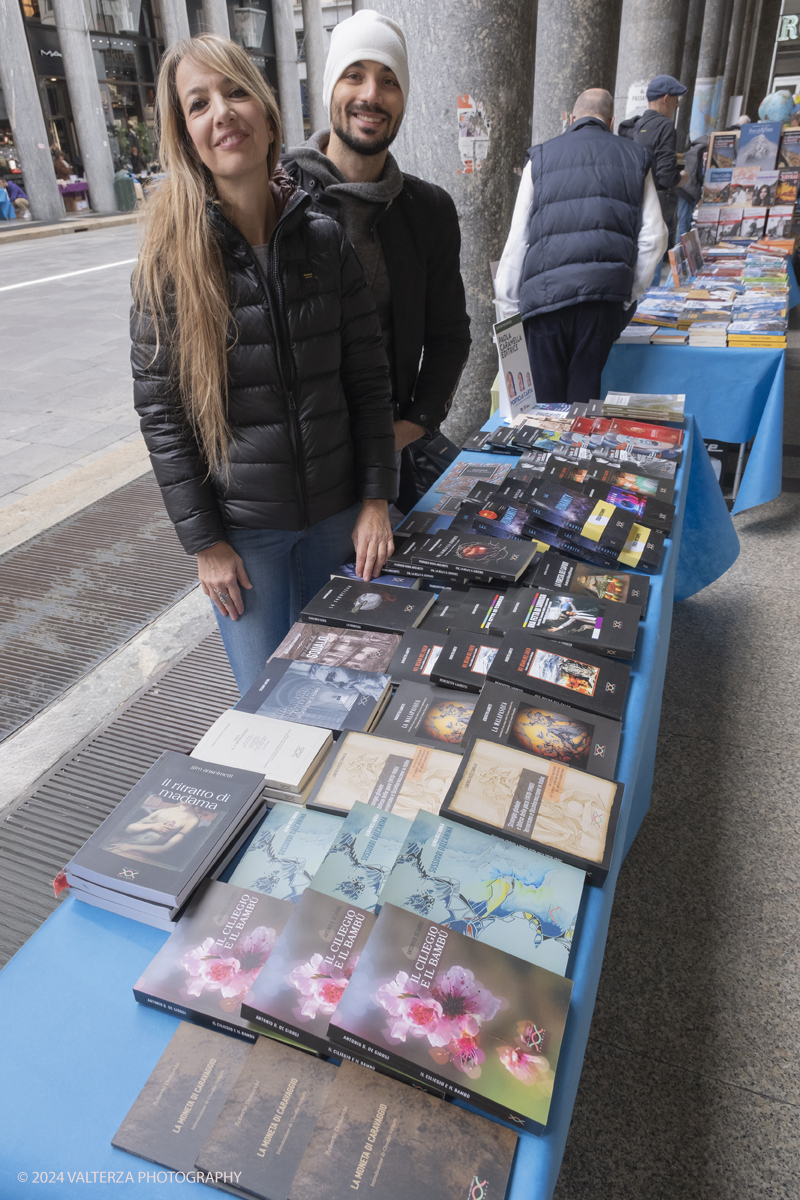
[495,161,534,321]
[629,169,669,306]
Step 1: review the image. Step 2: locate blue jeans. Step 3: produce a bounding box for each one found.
[213,503,361,695]
[677,195,694,243]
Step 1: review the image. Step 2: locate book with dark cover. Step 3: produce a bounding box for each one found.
[434,460,512,497]
[466,477,507,503]
[584,480,674,535]
[301,580,435,635]
[486,426,523,454]
[289,1060,518,1200]
[378,808,584,974]
[488,633,630,720]
[454,586,509,636]
[133,880,293,1042]
[328,902,572,1133]
[333,562,422,589]
[708,130,738,169]
[494,587,640,660]
[387,628,448,686]
[461,428,493,452]
[410,532,537,583]
[430,632,502,693]
[460,680,621,779]
[525,481,635,551]
[374,681,478,753]
[384,537,464,584]
[585,461,674,503]
[520,513,623,570]
[470,501,535,542]
[227,803,342,900]
[392,510,441,539]
[616,522,665,573]
[305,731,461,820]
[531,551,650,616]
[235,658,391,734]
[269,621,401,674]
[195,1035,339,1200]
[111,1023,252,1174]
[416,595,463,635]
[593,447,677,478]
[68,752,264,908]
[440,738,623,883]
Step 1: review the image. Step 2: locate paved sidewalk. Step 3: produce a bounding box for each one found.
[0,211,137,246]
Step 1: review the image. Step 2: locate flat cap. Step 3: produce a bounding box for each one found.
[647,74,687,100]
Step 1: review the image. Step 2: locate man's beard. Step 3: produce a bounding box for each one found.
[331,103,401,157]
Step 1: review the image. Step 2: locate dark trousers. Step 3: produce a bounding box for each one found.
[523,300,625,406]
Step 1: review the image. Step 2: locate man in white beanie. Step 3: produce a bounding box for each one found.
[282,8,470,512]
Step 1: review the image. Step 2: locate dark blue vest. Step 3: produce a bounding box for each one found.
[519,116,652,320]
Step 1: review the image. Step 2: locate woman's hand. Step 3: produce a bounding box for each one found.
[197,541,253,619]
[352,499,394,581]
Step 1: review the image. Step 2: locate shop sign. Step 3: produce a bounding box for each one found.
[27,26,66,77]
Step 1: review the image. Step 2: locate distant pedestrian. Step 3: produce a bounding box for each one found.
[495,88,667,406]
[619,75,689,248]
[53,149,72,181]
[6,178,30,219]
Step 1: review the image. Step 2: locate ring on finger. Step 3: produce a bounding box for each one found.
[213,588,230,603]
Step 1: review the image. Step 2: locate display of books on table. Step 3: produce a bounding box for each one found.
[301,579,436,634]
[235,658,392,735]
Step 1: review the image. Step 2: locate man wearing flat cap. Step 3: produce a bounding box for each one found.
[282,9,471,511]
[619,74,689,244]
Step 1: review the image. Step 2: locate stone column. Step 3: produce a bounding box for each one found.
[717,0,748,125]
[200,0,230,37]
[0,0,65,222]
[676,0,707,149]
[734,0,759,99]
[300,0,328,133]
[614,0,691,128]
[745,0,782,116]
[691,0,731,135]
[160,0,191,47]
[50,0,117,213]
[367,0,536,441]
[272,0,305,148]
[532,0,623,144]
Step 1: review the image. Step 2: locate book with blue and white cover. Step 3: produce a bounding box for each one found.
[228,802,342,902]
[310,801,411,913]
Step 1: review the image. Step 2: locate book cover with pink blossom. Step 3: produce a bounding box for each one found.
[133,880,292,1043]
[327,902,572,1134]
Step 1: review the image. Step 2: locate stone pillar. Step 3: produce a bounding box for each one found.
[531,0,623,144]
[691,0,731,135]
[160,0,191,47]
[614,0,691,129]
[717,0,749,128]
[367,0,536,441]
[272,0,305,147]
[0,0,65,222]
[50,0,117,213]
[676,0,707,149]
[200,0,230,37]
[300,0,328,133]
[745,0,782,116]
[734,0,759,99]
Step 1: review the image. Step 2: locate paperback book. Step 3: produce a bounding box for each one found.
[387,628,448,685]
[430,631,501,693]
[454,586,509,636]
[379,808,585,974]
[306,731,461,820]
[585,461,674,503]
[133,880,294,1042]
[227,803,342,901]
[333,561,422,589]
[702,168,732,205]
[493,587,640,660]
[301,580,435,635]
[460,679,621,779]
[433,461,512,498]
[269,622,401,674]
[707,130,738,169]
[409,532,537,584]
[735,120,780,169]
[328,901,573,1133]
[235,658,391,734]
[192,711,332,793]
[111,1023,252,1175]
[583,479,674,534]
[487,633,631,721]
[68,752,264,909]
[778,127,800,168]
[524,481,635,551]
[440,737,623,882]
[530,550,650,615]
[195,1037,339,1200]
[310,802,411,912]
[375,681,477,753]
[417,595,464,634]
[289,1061,518,1200]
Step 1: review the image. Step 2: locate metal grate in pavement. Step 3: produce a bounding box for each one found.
[0,473,199,741]
[0,632,237,968]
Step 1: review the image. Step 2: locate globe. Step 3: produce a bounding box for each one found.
[512,706,592,767]
[758,92,794,124]
[421,700,474,744]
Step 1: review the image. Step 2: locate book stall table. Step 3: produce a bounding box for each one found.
[0,419,739,1200]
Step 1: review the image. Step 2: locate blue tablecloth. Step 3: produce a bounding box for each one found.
[602,345,784,514]
[787,257,799,308]
[0,417,740,1199]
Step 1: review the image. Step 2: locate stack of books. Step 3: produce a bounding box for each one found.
[651,327,688,344]
[616,323,654,343]
[602,392,685,422]
[631,293,685,327]
[726,319,787,347]
[688,321,730,347]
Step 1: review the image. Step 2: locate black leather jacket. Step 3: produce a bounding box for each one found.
[131,189,397,555]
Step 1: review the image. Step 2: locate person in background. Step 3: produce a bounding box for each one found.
[495,88,667,406]
[281,8,470,511]
[619,74,689,252]
[6,178,30,219]
[52,147,72,181]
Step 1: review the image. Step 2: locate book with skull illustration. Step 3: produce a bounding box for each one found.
[305,731,461,820]
[440,737,623,883]
[378,808,585,974]
[300,579,436,635]
[487,633,631,720]
[240,804,408,1054]
[235,658,392,734]
[327,901,573,1133]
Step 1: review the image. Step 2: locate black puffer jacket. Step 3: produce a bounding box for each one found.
[131,185,397,555]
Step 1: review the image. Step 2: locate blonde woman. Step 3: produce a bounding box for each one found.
[132,36,396,694]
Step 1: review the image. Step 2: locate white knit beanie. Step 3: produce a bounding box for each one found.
[322,9,409,117]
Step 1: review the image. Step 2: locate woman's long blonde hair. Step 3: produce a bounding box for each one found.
[133,35,283,472]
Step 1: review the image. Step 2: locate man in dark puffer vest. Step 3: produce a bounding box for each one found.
[495,88,667,405]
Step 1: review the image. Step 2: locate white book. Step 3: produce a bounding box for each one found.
[191,710,332,792]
